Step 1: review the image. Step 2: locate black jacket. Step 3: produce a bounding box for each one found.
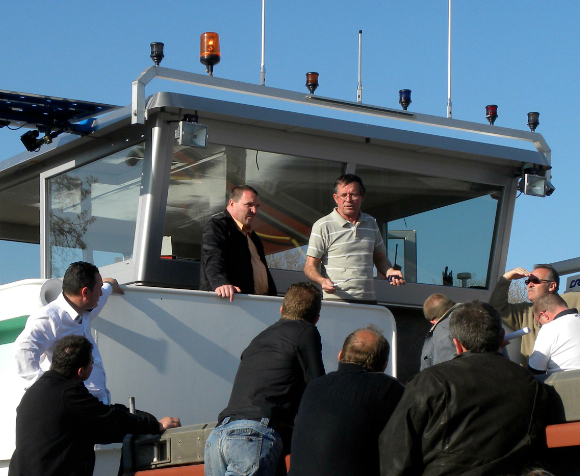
[200,210,277,295]
[290,363,405,476]
[9,370,160,476]
[379,352,549,476]
[219,319,325,449]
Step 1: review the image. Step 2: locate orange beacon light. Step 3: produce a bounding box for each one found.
[200,32,220,76]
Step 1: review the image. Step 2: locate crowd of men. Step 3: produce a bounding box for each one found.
[9,174,580,476]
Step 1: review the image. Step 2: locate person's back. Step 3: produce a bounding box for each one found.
[290,326,404,476]
[10,370,97,476]
[411,352,546,474]
[379,301,549,476]
[220,318,323,429]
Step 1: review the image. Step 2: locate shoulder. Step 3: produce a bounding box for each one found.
[205,211,230,227]
[311,211,337,229]
[359,212,378,224]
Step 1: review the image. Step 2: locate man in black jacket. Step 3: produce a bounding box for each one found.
[204,283,325,476]
[200,185,276,301]
[9,335,180,476]
[290,325,404,476]
[379,301,549,476]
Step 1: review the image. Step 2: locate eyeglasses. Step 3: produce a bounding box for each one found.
[336,192,361,201]
[525,276,554,286]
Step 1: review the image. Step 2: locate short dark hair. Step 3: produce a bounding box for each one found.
[51,335,93,379]
[423,293,456,323]
[340,325,390,372]
[281,282,322,324]
[333,174,366,196]
[230,185,259,202]
[533,293,568,315]
[62,261,100,296]
[449,301,503,353]
[533,264,560,292]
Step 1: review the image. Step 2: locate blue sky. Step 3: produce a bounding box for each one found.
[1,1,580,284]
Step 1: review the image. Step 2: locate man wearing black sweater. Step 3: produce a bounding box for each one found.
[204,283,325,476]
[9,335,180,476]
[289,325,404,476]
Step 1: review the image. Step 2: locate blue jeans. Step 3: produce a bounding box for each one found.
[205,417,283,476]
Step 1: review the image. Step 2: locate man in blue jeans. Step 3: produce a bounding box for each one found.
[204,283,325,476]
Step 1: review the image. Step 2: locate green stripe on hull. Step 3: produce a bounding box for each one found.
[0,315,28,345]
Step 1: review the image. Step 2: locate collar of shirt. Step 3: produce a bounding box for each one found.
[230,213,252,235]
[55,292,82,322]
[554,308,579,320]
[331,208,362,227]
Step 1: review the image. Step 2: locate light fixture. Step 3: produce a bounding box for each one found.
[518,165,546,197]
[399,89,412,110]
[200,32,220,76]
[175,112,208,148]
[21,130,41,152]
[20,129,63,152]
[306,72,319,95]
[527,112,540,132]
[150,42,164,66]
[485,105,498,126]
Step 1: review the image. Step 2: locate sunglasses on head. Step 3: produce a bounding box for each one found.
[525,276,553,286]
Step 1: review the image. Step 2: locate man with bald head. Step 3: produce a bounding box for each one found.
[420,293,462,370]
[290,325,404,476]
[489,264,580,365]
[528,293,580,375]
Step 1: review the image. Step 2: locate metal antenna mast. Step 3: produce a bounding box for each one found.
[357,30,363,103]
[261,0,266,85]
[447,0,452,118]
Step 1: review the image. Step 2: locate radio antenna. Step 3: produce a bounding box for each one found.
[357,30,363,103]
[260,0,266,85]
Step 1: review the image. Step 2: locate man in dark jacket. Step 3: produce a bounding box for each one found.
[204,283,325,476]
[9,335,180,476]
[290,325,404,476]
[200,185,277,301]
[379,301,549,476]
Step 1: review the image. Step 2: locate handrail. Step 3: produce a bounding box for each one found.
[131,66,551,164]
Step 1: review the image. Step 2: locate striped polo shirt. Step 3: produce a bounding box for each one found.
[307,209,386,301]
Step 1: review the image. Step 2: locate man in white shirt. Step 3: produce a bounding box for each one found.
[14,261,124,403]
[528,293,580,375]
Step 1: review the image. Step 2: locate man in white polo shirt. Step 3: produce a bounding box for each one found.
[304,174,404,303]
[528,293,580,375]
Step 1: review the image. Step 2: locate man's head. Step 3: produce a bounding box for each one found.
[423,293,456,324]
[280,282,322,324]
[533,293,569,327]
[51,335,94,380]
[449,301,503,353]
[227,185,260,229]
[333,174,366,221]
[339,325,390,372]
[526,264,559,302]
[62,261,103,311]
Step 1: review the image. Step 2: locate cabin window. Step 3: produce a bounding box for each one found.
[355,164,502,288]
[46,145,144,278]
[162,143,344,267]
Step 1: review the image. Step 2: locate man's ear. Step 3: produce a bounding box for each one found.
[313,316,319,325]
[80,286,90,301]
[280,305,284,315]
[453,338,466,355]
[548,282,558,293]
[338,350,343,363]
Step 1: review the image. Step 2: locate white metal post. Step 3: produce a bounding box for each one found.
[447,0,452,118]
[357,30,363,103]
[261,0,266,86]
